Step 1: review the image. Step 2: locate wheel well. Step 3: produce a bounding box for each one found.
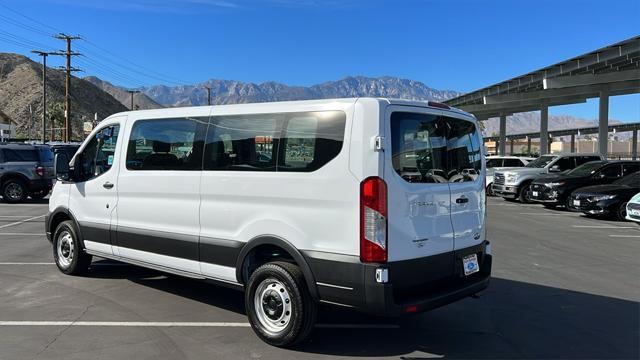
[0,173,28,187]
[240,244,296,284]
[49,212,71,239]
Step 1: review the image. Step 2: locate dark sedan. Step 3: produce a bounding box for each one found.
[528,160,640,208]
[567,171,640,220]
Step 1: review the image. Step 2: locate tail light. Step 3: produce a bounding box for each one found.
[427,101,450,110]
[35,166,46,177]
[360,176,387,263]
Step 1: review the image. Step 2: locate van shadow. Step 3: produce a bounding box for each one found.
[87,260,639,359]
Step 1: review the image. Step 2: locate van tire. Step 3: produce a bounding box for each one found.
[2,179,27,203]
[53,220,92,275]
[245,261,317,347]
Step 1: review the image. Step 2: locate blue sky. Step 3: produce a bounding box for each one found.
[0,0,638,122]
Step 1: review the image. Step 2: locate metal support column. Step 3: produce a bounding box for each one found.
[632,130,638,160]
[527,137,532,155]
[509,139,514,155]
[540,103,549,155]
[499,114,506,156]
[598,88,609,158]
[570,134,576,153]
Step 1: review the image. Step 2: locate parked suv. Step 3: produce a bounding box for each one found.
[0,143,53,203]
[46,98,491,346]
[485,156,535,196]
[530,161,640,208]
[492,153,604,203]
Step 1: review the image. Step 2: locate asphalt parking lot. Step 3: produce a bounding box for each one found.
[0,197,638,359]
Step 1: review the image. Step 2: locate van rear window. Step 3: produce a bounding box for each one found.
[390,112,481,183]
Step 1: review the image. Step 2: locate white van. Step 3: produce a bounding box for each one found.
[46,98,491,346]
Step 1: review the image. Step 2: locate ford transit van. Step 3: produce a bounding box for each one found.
[46,98,491,346]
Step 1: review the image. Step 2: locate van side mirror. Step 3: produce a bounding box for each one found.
[549,165,561,172]
[54,153,71,182]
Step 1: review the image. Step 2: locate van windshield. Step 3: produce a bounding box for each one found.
[390,112,481,183]
[525,155,555,168]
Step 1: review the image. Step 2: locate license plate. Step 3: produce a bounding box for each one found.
[462,254,479,276]
[573,200,580,207]
[532,191,538,197]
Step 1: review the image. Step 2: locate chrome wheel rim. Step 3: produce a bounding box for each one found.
[56,231,74,268]
[253,279,292,335]
[5,182,23,201]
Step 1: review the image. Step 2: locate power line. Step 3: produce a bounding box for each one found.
[0,3,63,34]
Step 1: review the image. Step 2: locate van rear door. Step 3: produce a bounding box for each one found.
[384,108,455,270]
[446,117,485,251]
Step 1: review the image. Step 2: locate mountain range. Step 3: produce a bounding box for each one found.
[0,51,628,140]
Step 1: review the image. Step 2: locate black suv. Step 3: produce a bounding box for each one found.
[0,143,54,203]
[528,160,640,208]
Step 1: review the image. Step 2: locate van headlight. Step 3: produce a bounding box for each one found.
[590,194,617,201]
[505,173,518,183]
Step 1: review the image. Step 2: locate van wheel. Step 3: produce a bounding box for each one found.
[53,220,92,275]
[245,261,317,347]
[2,179,27,203]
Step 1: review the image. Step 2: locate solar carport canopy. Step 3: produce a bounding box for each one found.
[445,36,640,120]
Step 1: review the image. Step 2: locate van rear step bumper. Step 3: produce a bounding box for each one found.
[302,241,492,316]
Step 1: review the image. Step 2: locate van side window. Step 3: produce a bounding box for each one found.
[126,118,206,171]
[279,111,346,172]
[486,158,503,168]
[575,156,600,166]
[77,125,120,181]
[203,111,346,172]
[447,119,482,182]
[503,158,523,167]
[204,114,280,171]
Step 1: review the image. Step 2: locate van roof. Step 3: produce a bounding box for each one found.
[110,97,475,121]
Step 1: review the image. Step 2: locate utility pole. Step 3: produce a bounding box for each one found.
[127,90,141,110]
[31,50,54,144]
[53,34,81,142]
[204,86,212,105]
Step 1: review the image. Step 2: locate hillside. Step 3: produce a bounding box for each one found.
[84,76,162,110]
[141,76,463,107]
[0,53,127,139]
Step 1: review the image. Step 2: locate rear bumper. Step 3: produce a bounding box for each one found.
[303,241,492,316]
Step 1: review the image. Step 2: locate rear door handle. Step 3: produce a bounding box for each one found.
[103,182,114,189]
[456,196,469,204]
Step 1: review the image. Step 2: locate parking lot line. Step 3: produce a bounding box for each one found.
[0,215,45,229]
[0,321,399,329]
[0,233,44,236]
[609,235,640,238]
[518,212,574,216]
[0,262,53,265]
[572,225,638,229]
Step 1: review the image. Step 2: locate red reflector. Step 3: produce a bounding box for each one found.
[405,305,418,313]
[427,101,450,110]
